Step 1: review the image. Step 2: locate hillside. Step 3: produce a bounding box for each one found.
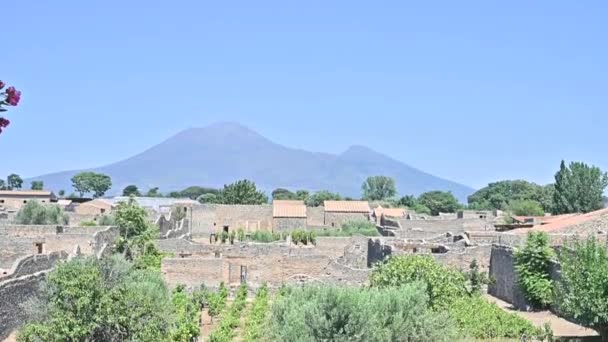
[29,122,475,201]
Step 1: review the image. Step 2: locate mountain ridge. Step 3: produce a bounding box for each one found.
[27,122,475,201]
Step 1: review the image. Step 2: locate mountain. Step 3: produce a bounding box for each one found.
[29,122,475,201]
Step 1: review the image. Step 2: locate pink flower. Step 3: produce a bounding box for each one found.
[5,86,21,106]
[0,81,4,90]
[0,118,9,128]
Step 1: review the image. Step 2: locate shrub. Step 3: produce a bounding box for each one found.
[80,220,97,227]
[208,283,248,342]
[270,284,456,342]
[369,255,468,308]
[250,230,282,243]
[15,201,69,225]
[98,214,115,226]
[207,282,229,317]
[509,199,545,216]
[170,285,201,341]
[315,221,380,237]
[244,284,270,342]
[449,295,543,339]
[514,232,554,309]
[237,228,245,241]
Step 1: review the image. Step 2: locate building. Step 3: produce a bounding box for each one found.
[0,190,53,210]
[323,200,371,227]
[273,200,307,231]
[74,199,115,215]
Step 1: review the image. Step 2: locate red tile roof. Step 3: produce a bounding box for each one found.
[324,201,371,213]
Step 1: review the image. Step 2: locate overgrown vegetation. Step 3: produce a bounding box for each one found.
[316,220,380,237]
[15,201,69,225]
[514,232,555,309]
[244,284,270,342]
[208,283,248,342]
[271,283,456,342]
[17,256,201,342]
[207,282,229,317]
[555,237,608,340]
[369,255,544,340]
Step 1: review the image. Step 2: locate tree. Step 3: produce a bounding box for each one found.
[71,172,112,198]
[15,201,69,225]
[198,193,219,204]
[508,199,544,216]
[0,81,22,135]
[514,232,554,309]
[556,237,608,340]
[398,195,417,208]
[295,190,310,202]
[176,186,218,199]
[362,176,397,201]
[467,180,552,212]
[57,189,65,197]
[553,160,608,214]
[30,181,43,190]
[7,173,23,189]
[417,191,461,216]
[0,179,5,190]
[306,190,342,207]
[146,187,161,197]
[272,188,297,200]
[217,179,267,205]
[18,256,176,342]
[122,184,141,197]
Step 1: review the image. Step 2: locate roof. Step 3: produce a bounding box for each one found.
[375,207,406,218]
[273,203,307,218]
[273,200,305,206]
[324,200,371,213]
[513,208,608,234]
[0,190,52,196]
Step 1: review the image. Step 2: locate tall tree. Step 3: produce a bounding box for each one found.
[71,172,112,198]
[7,173,23,189]
[362,176,397,201]
[417,191,461,216]
[146,187,161,197]
[398,195,417,207]
[30,180,44,190]
[177,186,218,199]
[467,180,550,212]
[58,189,65,197]
[122,185,141,197]
[553,160,608,214]
[0,179,5,190]
[218,179,268,205]
[295,190,310,202]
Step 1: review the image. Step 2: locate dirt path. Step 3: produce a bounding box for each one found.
[486,295,598,339]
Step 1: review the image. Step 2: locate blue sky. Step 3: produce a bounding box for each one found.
[2,0,607,189]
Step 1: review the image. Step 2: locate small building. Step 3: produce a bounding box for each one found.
[74,199,115,215]
[323,200,371,227]
[0,190,52,210]
[273,200,307,231]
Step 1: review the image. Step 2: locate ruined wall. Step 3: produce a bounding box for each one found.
[324,212,369,227]
[190,204,217,238]
[215,205,273,232]
[0,272,46,340]
[1,251,68,282]
[487,245,529,310]
[0,238,38,269]
[273,217,307,231]
[395,218,492,239]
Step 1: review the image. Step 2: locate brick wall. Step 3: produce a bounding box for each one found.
[273,217,307,231]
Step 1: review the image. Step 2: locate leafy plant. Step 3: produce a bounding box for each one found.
[237,228,245,241]
[80,220,97,227]
[467,259,491,294]
[207,282,229,317]
[514,232,554,309]
[244,284,270,342]
[208,283,248,342]
[15,201,69,225]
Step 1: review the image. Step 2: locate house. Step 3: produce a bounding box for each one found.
[273,200,307,231]
[323,200,371,227]
[74,199,115,216]
[0,190,53,210]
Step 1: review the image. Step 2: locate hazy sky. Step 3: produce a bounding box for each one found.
[2,1,607,189]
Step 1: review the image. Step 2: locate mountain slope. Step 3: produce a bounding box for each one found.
[29,122,475,201]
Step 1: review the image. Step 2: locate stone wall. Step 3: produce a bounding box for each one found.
[324,212,369,227]
[273,217,307,231]
[0,272,46,340]
[307,206,325,226]
[1,251,68,282]
[190,204,217,238]
[487,245,528,310]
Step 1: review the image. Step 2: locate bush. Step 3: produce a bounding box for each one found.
[270,284,456,342]
[80,220,97,227]
[450,295,543,339]
[514,232,554,309]
[15,201,69,225]
[208,283,248,342]
[369,255,468,308]
[170,285,201,341]
[509,199,545,216]
[237,228,245,241]
[98,214,115,226]
[315,221,379,237]
[244,284,270,342]
[207,282,229,317]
